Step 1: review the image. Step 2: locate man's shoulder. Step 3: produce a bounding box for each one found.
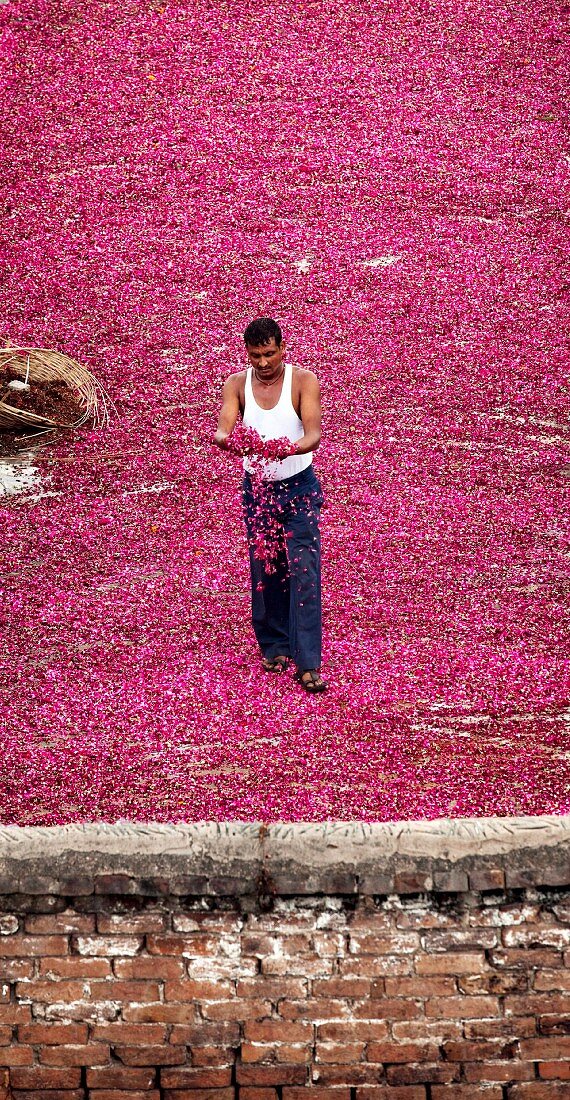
[292,365,320,386]
[224,369,247,388]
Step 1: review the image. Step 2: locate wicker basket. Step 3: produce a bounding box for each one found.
[0,347,113,432]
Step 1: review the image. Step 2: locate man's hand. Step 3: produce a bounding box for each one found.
[213,429,231,450]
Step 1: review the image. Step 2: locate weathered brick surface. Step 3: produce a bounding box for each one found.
[0,884,569,1097]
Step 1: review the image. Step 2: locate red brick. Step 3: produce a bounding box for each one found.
[97,912,168,934]
[387,1065,459,1086]
[114,957,185,980]
[201,999,273,1021]
[240,1041,297,1064]
[312,933,349,957]
[15,979,85,1002]
[489,948,562,969]
[457,971,527,995]
[247,913,315,932]
[160,1067,232,1087]
[349,932,420,955]
[340,957,413,978]
[11,1068,82,1088]
[468,903,541,928]
[316,1042,366,1062]
[0,1005,31,1025]
[276,1045,312,1065]
[18,1023,88,1044]
[0,1047,33,1065]
[463,1062,534,1082]
[168,1022,240,1046]
[468,869,505,891]
[383,977,455,998]
[241,1021,312,1044]
[394,872,432,894]
[392,1022,462,1042]
[239,1090,278,1100]
[115,1044,186,1065]
[366,1042,438,1064]
[539,1061,570,1079]
[279,1000,351,1022]
[191,1046,236,1066]
[88,980,160,1002]
[422,929,498,952]
[90,1023,168,1044]
[395,910,454,930]
[505,994,570,1017]
[356,1090,427,1100]
[242,933,312,956]
[415,952,487,975]
[312,979,371,998]
[73,935,143,956]
[431,1088,503,1099]
[464,1018,536,1039]
[163,1091,235,1100]
[237,1065,307,1085]
[261,957,333,978]
[164,979,233,1001]
[509,1087,570,1099]
[147,933,218,955]
[0,960,34,981]
[41,1001,119,1022]
[317,1023,389,1042]
[12,1093,85,1100]
[0,1026,11,1045]
[39,1043,111,1066]
[520,1037,570,1059]
[25,912,95,934]
[93,875,148,894]
[39,956,111,978]
[188,957,248,978]
[313,1066,389,1085]
[237,978,308,1000]
[86,1067,156,1088]
[123,1004,199,1023]
[172,913,241,933]
[284,1091,351,1100]
[503,926,570,949]
[0,935,68,957]
[90,1093,161,1100]
[425,996,499,1019]
[538,1013,570,1035]
[535,969,570,991]
[354,1000,421,1021]
[444,1037,517,1063]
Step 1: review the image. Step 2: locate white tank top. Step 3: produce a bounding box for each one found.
[243,362,313,481]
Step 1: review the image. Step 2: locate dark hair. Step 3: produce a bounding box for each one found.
[243,317,283,347]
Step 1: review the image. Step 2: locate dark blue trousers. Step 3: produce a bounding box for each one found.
[242,465,324,670]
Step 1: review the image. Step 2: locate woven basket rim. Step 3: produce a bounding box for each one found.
[0,346,114,431]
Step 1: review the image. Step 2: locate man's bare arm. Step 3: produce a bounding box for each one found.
[295,371,322,455]
[213,376,241,450]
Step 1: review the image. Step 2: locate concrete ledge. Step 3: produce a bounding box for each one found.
[0,817,569,896]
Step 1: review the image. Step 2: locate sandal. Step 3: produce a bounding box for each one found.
[262,656,289,673]
[295,669,328,693]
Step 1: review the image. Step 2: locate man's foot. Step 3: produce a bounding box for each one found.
[262,655,289,673]
[295,669,328,693]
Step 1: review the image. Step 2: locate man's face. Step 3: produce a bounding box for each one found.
[245,338,286,379]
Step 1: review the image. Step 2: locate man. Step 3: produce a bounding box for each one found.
[213,317,327,693]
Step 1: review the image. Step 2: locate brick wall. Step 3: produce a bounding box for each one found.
[0,820,569,1099]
